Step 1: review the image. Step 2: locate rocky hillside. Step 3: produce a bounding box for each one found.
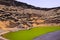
[0,0,60,30]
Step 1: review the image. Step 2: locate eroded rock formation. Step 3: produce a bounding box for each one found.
[0,0,60,30]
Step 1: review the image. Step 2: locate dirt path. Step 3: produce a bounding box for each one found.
[34,30,60,40]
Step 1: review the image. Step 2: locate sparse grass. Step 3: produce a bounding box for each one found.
[3,26,60,40]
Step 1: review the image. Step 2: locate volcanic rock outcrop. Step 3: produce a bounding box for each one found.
[0,0,60,30]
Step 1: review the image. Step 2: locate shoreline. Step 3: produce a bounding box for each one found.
[0,25,60,40]
[0,31,9,40]
[34,31,60,40]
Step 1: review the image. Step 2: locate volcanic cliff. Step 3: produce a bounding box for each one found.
[0,0,60,30]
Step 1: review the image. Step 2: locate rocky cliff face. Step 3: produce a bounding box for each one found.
[0,0,60,30]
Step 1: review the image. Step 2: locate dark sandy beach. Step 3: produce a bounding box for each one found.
[34,31,60,40]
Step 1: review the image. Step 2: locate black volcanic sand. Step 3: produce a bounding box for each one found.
[34,31,60,40]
